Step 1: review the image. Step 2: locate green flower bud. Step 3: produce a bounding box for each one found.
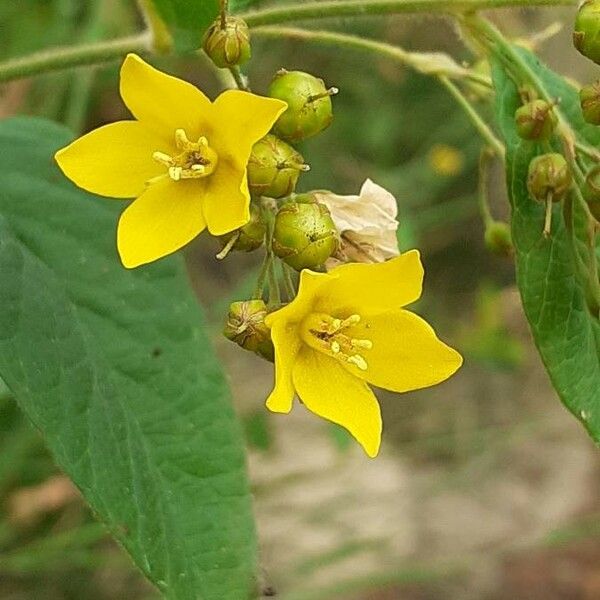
[515,100,557,141]
[272,202,339,271]
[574,1,600,64]
[202,15,251,69]
[484,221,513,257]
[268,69,338,142]
[580,81,600,125]
[584,166,600,221]
[247,134,309,199]
[526,153,571,203]
[223,300,274,362]
[218,203,265,257]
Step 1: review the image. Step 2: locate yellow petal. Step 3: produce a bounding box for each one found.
[211,90,287,162]
[265,321,302,414]
[346,309,463,393]
[119,53,212,137]
[202,157,250,236]
[265,269,335,328]
[55,121,167,198]
[292,347,382,458]
[316,250,424,315]
[117,178,206,268]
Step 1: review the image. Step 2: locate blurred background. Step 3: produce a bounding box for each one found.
[2,1,600,599]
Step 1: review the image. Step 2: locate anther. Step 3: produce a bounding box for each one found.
[175,129,189,148]
[152,151,173,166]
[331,341,341,354]
[351,339,373,350]
[348,355,368,371]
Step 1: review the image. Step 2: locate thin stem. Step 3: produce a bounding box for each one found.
[0,34,149,83]
[438,75,505,157]
[228,65,250,91]
[281,263,297,300]
[253,252,272,300]
[478,148,496,227]
[0,0,574,84]
[253,27,492,88]
[268,261,282,307]
[241,0,576,28]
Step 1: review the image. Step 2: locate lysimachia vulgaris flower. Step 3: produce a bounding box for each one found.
[264,251,462,457]
[315,179,400,266]
[55,54,287,268]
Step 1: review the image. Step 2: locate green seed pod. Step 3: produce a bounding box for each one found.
[574,1,600,64]
[580,81,600,125]
[247,134,309,199]
[514,100,557,141]
[272,202,339,271]
[223,300,274,362]
[268,69,338,142]
[202,16,251,69]
[584,166,600,221]
[526,153,572,203]
[484,221,513,257]
[218,203,265,256]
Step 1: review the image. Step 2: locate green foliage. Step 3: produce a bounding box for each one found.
[150,0,259,53]
[492,48,600,441]
[0,117,256,599]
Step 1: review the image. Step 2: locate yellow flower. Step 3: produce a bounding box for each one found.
[55,54,287,268]
[264,251,462,457]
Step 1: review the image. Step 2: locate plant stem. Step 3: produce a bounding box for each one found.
[241,0,576,28]
[438,75,505,157]
[0,0,574,84]
[0,34,149,83]
[228,65,250,91]
[253,26,492,88]
[477,148,496,227]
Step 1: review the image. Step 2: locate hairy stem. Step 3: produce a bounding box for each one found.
[253,26,492,87]
[242,0,575,28]
[0,34,149,83]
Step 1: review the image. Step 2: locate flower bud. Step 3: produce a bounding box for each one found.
[574,1,600,64]
[202,15,251,69]
[580,81,600,125]
[268,69,338,142]
[272,202,339,271]
[218,203,265,257]
[223,300,274,362]
[514,100,557,141]
[527,153,571,202]
[484,222,513,257]
[247,134,309,199]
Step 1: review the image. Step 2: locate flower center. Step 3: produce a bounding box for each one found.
[300,312,372,371]
[152,129,218,182]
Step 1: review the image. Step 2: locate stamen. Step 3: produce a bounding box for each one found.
[152,151,174,167]
[175,129,190,148]
[151,129,218,183]
[302,312,372,371]
[351,338,373,350]
[348,355,368,371]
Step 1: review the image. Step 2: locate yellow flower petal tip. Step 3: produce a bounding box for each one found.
[266,255,462,457]
[54,55,285,267]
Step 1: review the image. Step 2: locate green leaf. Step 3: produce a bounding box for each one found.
[0,117,256,599]
[491,49,600,441]
[149,0,260,53]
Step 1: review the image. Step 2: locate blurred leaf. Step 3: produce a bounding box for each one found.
[149,0,259,53]
[0,117,256,599]
[327,423,353,453]
[243,410,272,452]
[492,48,600,440]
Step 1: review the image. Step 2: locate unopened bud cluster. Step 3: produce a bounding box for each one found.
[208,11,342,360]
